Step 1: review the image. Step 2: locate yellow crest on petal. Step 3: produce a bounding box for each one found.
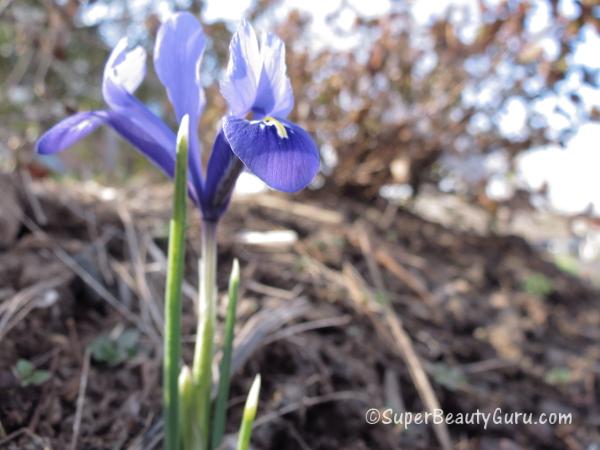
[263,117,289,139]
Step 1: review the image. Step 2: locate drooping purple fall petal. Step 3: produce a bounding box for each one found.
[36,112,107,155]
[222,116,319,192]
[36,110,181,195]
[105,112,178,183]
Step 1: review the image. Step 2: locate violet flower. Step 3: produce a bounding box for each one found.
[36,13,319,222]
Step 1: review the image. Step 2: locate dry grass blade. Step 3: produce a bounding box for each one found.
[69,349,91,450]
[356,222,387,295]
[0,275,70,341]
[384,368,406,414]
[346,224,435,309]
[263,315,353,345]
[374,249,435,307]
[0,428,53,450]
[125,418,163,450]
[245,194,344,225]
[118,206,164,335]
[18,214,160,343]
[231,297,312,376]
[83,213,116,285]
[18,169,47,225]
[384,310,452,450]
[245,280,302,300]
[342,263,452,450]
[254,391,368,427]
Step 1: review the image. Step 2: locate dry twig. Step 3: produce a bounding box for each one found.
[69,349,91,450]
[342,263,452,450]
[118,206,164,335]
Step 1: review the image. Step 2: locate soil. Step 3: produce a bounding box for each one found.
[0,174,599,450]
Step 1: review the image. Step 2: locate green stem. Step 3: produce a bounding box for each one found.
[192,219,218,449]
[211,260,241,449]
[163,115,189,450]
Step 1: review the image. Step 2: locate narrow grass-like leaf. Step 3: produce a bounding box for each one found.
[163,115,189,450]
[211,259,241,449]
[236,374,261,450]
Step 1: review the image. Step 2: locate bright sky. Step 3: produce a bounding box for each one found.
[80,0,600,217]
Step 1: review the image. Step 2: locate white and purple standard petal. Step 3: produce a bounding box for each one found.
[223,116,319,192]
[219,20,262,118]
[221,22,294,119]
[36,111,106,155]
[102,38,146,110]
[255,32,293,118]
[101,38,175,157]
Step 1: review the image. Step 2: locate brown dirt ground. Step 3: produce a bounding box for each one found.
[0,174,599,450]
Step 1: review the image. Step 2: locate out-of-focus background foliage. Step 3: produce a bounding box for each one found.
[1,0,600,264]
[0,0,600,202]
[2,3,600,449]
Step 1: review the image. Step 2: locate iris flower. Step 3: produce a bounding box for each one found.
[36,13,319,222]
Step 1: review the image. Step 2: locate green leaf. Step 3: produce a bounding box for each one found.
[521,273,553,297]
[27,370,51,386]
[89,328,139,366]
[163,115,189,450]
[545,367,572,385]
[554,255,579,276]
[14,359,34,378]
[212,259,241,450]
[178,366,194,450]
[117,329,140,357]
[13,359,51,387]
[237,375,261,450]
[430,363,468,391]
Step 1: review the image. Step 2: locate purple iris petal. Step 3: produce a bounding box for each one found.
[37,38,179,178]
[154,12,207,201]
[220,20,262,118]
[36,111,107,155]
[102,37,176,156]
[105,111,177,181]
[255,32,293,118]
[220,22,294,119]
[223,116,319,192]
[36,110,181,192]
[154,12,206,122]
[201,130,240,220]
[102,38,146,110]
[35,17,206,206]
[38,15,316,223]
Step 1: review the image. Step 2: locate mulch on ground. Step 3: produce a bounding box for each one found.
[0,174,598,450]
